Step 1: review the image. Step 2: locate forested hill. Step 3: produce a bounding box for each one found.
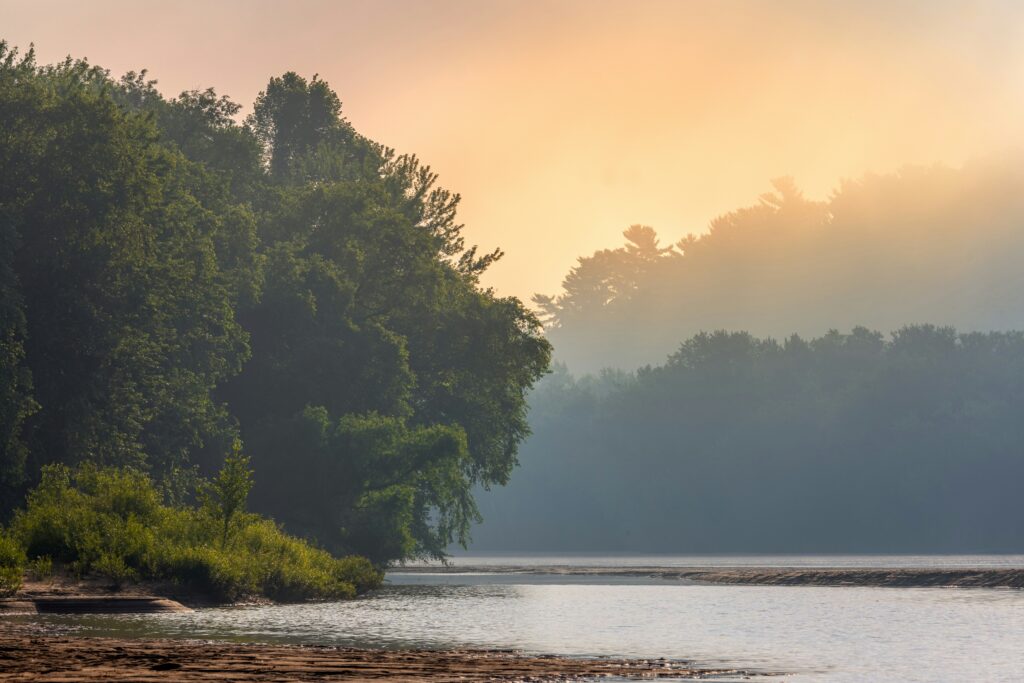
[536,162,1024,373]
[0,44,550,565]
[470,327,1024,553]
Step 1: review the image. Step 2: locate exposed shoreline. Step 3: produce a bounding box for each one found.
[4,563,1020,616]
[395,565,1024,588]
[0,575,220,614]
[0,622,764,681]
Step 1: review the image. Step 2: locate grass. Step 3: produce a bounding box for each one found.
[4,464,381,603]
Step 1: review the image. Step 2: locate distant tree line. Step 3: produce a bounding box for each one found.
[537,165,1024,373]
[0,44,550,565]
[471,326,1024,552]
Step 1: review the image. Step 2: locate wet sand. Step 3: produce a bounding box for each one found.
[397,565,1024,588]
[0,627,758,681]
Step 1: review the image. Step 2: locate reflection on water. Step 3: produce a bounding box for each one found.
[14,556,1024,682]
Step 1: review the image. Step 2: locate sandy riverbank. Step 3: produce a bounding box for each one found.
[6,574,227,607]
[397,565,1024,588]
[1,573,267,613]
[0,625,759,681]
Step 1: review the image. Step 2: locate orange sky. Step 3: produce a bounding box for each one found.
[4,0,1024,301]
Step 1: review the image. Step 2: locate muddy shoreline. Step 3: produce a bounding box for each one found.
[395,565,1024,588]
[0,624,763,681]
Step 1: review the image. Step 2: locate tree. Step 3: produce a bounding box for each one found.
[223,72,551,562]
[0,45,42,509]
[203,439,254,549]
[469,326,1024,553]
[247,407,474,563]
[0,45,249,483]
[0,48,551,566]
[248,72,373,183]
[534,225,676,330]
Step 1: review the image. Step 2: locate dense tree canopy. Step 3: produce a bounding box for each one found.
[472,326,1024,553]
[0,49,249,495]
[0,43,550,564]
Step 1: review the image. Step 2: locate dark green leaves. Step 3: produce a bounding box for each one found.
[0,46,550,567]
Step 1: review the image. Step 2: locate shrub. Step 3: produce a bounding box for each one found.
[26,555,52,581]
[334,555,382,595]
[93,553,137,588]
[0,532,25,596]
[9,464,382,602]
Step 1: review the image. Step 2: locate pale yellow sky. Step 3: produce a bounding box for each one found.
[4,0,1024,301]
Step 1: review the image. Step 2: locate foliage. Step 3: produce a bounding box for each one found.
[472,326,1024,553]
[202,439,254,548]
[221,71,550,561]
[0,41,550,566]
[0,530,24,596]
[247,407,476,563]
[0,43,249,491]
[10,464,381,602]
[26,554,52,581]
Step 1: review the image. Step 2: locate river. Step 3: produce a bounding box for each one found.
[15,554,1024,681]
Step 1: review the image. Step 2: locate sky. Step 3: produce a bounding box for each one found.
[3,0,1024,301]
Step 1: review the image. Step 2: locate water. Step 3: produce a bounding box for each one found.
[15,555,1024,681]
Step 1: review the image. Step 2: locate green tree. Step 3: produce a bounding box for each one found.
[225,72,550,562]
[248,72,374,183]
[533,224,676,329]
[204,440,254,549]
[0,48,550,567]
[0,45,42,509]
[248,407,475,563]
[0,45,249,481]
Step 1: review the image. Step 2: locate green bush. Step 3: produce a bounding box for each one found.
[10,464,382,602]
[0,531,25,596]
[93,553,137,588]
[26,555,52,581]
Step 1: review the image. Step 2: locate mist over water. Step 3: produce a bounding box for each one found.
[462,158,1024,557]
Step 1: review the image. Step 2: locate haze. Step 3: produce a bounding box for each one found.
[5,0,1024,301]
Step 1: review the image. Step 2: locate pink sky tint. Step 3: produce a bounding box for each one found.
[4,0,1024,301]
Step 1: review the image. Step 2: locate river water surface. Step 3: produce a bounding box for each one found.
[18,554,1024,681]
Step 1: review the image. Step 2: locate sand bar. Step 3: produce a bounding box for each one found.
[396,565,1024,588]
